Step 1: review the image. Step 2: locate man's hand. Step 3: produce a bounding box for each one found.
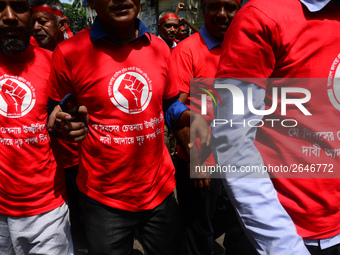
[175,2,185,14]
[175,126,211,191]
[190,165,211,191]
[189,114,211,190]
[179,17,187,24]
[48,105,89,142]
[190,144,211,191]
[190,111,211,164]
[177,110,211,164]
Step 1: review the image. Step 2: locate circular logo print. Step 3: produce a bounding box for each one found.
[328,54,340,111]
[0,76,35,118]
[109,68,152,114]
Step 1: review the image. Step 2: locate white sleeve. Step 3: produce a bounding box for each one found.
[211,78,310,255]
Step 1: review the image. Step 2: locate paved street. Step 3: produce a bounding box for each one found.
[132,233,226,255]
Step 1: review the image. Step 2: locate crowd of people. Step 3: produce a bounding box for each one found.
[0,0,340,255]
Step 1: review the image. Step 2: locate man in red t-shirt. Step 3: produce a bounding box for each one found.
[30,1,87,253]
[158,11,179,49]
[213,0,340,254]
[169,1,258,254]
[158,10,180,163]
[47,0,210,254]
[0,0,72,254]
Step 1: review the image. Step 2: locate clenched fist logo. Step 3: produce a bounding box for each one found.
[109,69,152,114]
[0,79,27,116]
[118,74,145,113]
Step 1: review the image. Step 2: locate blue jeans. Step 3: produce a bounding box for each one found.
[80,192,181,255]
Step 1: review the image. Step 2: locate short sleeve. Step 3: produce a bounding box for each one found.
[163,53,180,100]
[168,45,194,94]
[48,46,75,101]
[216,6,281,88]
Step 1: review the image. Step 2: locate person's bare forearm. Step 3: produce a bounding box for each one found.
[180,18,199,33]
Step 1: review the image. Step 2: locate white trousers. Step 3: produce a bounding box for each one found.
[0,203,73,255]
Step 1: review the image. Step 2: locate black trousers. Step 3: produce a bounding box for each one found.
[175,157,258,255]
[80,192,181,255]
[64,165,89,254]
[306,243,340,255]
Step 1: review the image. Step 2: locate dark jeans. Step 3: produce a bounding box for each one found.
[80,192,181,255]
[306,243,340,255]
[175,157,258,255]
[64,165,89,254]
[164,125,177,164]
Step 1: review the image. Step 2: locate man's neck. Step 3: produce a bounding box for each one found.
[160,36,173,48]
[166,40,173,48]
[100,19,138,44]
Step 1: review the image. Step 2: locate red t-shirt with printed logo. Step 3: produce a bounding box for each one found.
[0,45,66,217]
[49,28,177,212]
[216,0,340,239]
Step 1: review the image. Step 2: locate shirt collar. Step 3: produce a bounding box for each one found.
[299,0,340,12]
[199,25,221,50]
[90,17,150,44]
[157,35,177,48]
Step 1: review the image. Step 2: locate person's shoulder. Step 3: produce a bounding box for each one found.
[171,32,201,55]
[57,28,92,53]
[178,32,201,48]
[149,34,171,55]
[245,0,298,9]
[32,45,53,63]
[241,0,300,19]
[33,45,52,56]
[150,34,169,48]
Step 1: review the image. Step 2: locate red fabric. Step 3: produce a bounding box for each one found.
[216,0,340,239]
[204,0,241,4]
[30,9,75,169]
[50,136,78,169]
[32,6,63,17]
[64,20,73,38]
[30,36,39,46]
[0,45,66,217]
[169,32,220,166]
[49,29,177,212]
[159,14,179,25]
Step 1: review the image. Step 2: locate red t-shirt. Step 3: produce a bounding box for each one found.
[33,40,79,170]
[216,0,340,239]
[0,45,66,217]
[50,136,79,169]
[49,28,177,212]
[169,32,220,165]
